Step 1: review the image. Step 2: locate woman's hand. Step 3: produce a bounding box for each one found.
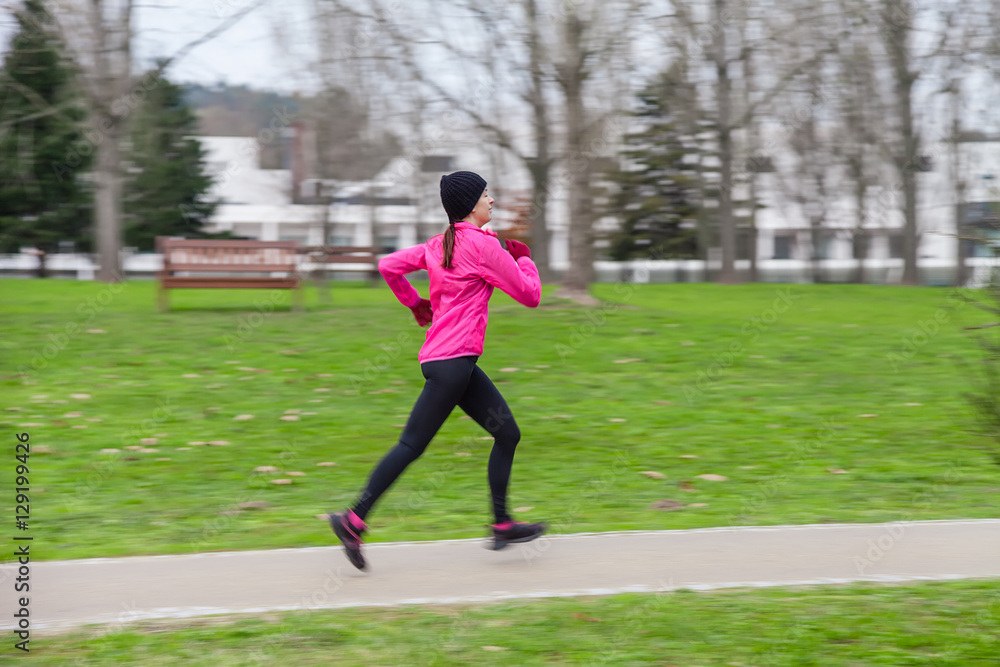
[505,239,532,261]
[410,298,433,327]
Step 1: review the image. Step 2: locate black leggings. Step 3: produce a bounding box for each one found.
[352,356,521,524]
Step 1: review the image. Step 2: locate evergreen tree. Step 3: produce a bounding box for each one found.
[0,0,92,271]
[605,69,701,261]
[123,70,216,251]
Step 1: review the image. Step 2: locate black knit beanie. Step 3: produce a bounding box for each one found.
[440,171,487,222]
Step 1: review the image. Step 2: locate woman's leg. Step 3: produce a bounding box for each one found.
[457,364,521,525]
[351,356,476,520]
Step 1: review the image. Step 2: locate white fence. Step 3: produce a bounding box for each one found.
[3,252,1000,287]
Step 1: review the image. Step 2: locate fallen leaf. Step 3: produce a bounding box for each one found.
[234,414,254,421]
[513,506,534,513]
[572,613,604,622]
[155,458,171,462]
[905,402,923,406]
[316,513,330,520]
[33,445,51,453]
[100,448,120,454]
[87,329,106,334]
[72,425,87,429]
[678,481,697,492]
[697,474,729,482]
[220,509,242,516]
[125,446,142,451]
[139,448,158,453]
[316,462,338,467]
[500,367,519,372]
[271,479,293,485]
[209,440,230,446]
[858,414,877,418]
[177,447,192,451]
[613,358,642,364]
[827,468,849,474]
[86,417,102,422]
[238,501,269,510]
[70,394,91,400]
[286,471,306,477]
[5,407,22,412]
[655,400,673,405]
[680,341,696,346]
[649,499,684,511]
[285,409,301,414]
[254,466,279,473]
[183,373,201,378]
[283,369,299,372]
[455,452,472,457]
[188,441,207,446]
[689,503,708,508]
[609,418,627,423]
[280,415,300,421]
[140,438,159,446]
[313,388,330,393]
[640,471,666,480]
[481,646,507,652]
[679,454,698,459]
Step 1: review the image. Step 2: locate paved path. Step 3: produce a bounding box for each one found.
[3,519,999,633]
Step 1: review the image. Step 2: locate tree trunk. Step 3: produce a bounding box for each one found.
[714,0,737,284]
[951,93,967,288]
[558,13,594,293]
[885,0,920,285]
[854,173,867,285]
[525,0,551,282]
[94,119,123,282]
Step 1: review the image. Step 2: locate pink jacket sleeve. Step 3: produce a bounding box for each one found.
[479,238,542,307]
[378,244,427,309]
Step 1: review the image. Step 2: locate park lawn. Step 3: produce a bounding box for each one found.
[17,580,1000,665]
[0,279,997,560]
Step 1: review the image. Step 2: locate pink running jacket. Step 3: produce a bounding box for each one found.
[378,222,541,363]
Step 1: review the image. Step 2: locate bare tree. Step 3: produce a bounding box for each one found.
[46,0,262,282]
[667,0,837,284]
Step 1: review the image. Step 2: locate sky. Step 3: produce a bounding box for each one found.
[0,0,314,91]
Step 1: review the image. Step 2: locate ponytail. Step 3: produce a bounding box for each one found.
[441,221,457,269]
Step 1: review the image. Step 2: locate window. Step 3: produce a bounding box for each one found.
[852,233,868,260]
[327,234,353,246]
[773,234,794,260]
[889,234,904,259]
[421,156,455,172]
[378,236,398,253]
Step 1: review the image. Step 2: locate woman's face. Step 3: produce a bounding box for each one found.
[467,188,494,228]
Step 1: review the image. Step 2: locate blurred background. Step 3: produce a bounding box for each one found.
[2,0,1000,288]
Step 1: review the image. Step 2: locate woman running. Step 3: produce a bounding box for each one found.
[329,170,546,570]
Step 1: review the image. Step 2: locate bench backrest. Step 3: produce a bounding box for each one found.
[157,238,300,273]
[299,246,378,264]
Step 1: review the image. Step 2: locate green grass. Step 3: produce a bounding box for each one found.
[18,580,1000,665]
[0,279,997,561]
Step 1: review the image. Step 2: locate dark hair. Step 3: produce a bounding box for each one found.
[442,220,457,269]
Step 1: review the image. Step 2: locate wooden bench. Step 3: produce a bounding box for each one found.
[298,245,380,283]
[156,237,303,312]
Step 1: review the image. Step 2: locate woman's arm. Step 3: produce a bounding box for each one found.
[378,244,428,309]
[478,238,541,308]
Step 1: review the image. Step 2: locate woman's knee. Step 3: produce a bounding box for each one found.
[498,422,521,449]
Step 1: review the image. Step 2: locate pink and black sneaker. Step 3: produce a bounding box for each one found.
[489,519,547,551]
[329,510,367,570]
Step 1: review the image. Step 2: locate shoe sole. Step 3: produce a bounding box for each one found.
[489,525,547,551]
[330,514,367,570]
